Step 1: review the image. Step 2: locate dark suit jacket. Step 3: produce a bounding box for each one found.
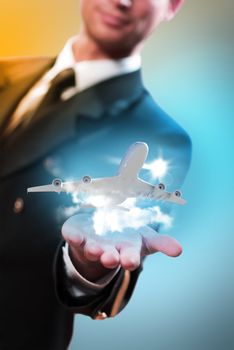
[0,57,191,350]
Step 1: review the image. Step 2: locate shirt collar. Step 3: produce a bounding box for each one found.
[45,36,141,93]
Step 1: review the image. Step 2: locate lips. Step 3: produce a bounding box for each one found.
[98,10,130,28]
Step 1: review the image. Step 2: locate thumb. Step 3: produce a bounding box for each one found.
[141,227,182,257]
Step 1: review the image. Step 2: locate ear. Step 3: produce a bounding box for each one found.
[165,0,185,21]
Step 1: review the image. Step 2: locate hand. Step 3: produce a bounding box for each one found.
[62,213,182,282]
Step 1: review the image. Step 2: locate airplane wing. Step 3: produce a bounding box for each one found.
[28,178,67,193]
[117,142,149,179]
[27,184,61,193]
[135,178,186,205]
[27,176,113,194]
[153,187,186,205]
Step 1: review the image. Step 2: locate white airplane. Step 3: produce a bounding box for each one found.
[27,142,186,206]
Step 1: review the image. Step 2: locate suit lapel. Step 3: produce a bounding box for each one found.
[0,69,144,178]
[0,57,55,134]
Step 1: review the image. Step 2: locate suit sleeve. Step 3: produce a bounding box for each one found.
[53,240,143,320]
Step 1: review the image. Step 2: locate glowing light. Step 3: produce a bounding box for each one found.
[143,158,169,179]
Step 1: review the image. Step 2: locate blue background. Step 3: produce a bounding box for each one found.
[69,1,234,350]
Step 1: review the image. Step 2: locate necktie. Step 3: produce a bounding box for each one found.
[4,68,76,137]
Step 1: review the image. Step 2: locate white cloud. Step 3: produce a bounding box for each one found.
[92,200,173,236]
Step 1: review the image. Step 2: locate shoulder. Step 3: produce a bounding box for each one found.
[0,56,55,86]
[122,88,192,187]
[129,89,191,151]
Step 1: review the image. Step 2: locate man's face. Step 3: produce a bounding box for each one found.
[80,0,179,55]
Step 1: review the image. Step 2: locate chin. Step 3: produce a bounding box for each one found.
[98,37,134,57]
[90,25,136,55]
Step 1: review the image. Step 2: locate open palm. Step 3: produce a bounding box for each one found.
[62,213,182,281]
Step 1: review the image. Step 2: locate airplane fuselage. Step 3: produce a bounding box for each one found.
[27,142,186,206]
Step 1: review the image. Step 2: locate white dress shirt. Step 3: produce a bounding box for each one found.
[47,35,141,97]
[14,36,141,122]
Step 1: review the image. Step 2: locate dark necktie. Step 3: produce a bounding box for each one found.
[4,67,76,137]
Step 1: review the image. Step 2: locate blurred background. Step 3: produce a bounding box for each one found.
[1,0,233,349]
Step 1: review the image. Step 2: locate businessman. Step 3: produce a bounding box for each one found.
[0,1,191,349]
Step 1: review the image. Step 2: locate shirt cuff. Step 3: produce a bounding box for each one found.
[62,242,121,295]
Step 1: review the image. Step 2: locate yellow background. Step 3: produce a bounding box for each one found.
[0,0,81,56]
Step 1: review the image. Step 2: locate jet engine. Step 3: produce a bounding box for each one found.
[52,178,62,188]
[157,183,165,190]
[82,175,92,184]
[173,190,182,197]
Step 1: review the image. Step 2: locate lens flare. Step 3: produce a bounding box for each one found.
[143,158,169,179]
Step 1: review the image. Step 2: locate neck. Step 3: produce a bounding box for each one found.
[72,28,142,62]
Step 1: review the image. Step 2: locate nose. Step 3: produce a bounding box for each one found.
[117,0,133,8]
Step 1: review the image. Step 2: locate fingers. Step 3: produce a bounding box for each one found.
[141,228,182,257]
[85,240,140,270]
[100,246,120,269]
[119,246,141,271]
[83,239,120,269]
[62,215,120,269]
[83,240,104,262]
[61,216,85,247]
[116,237,142,271]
